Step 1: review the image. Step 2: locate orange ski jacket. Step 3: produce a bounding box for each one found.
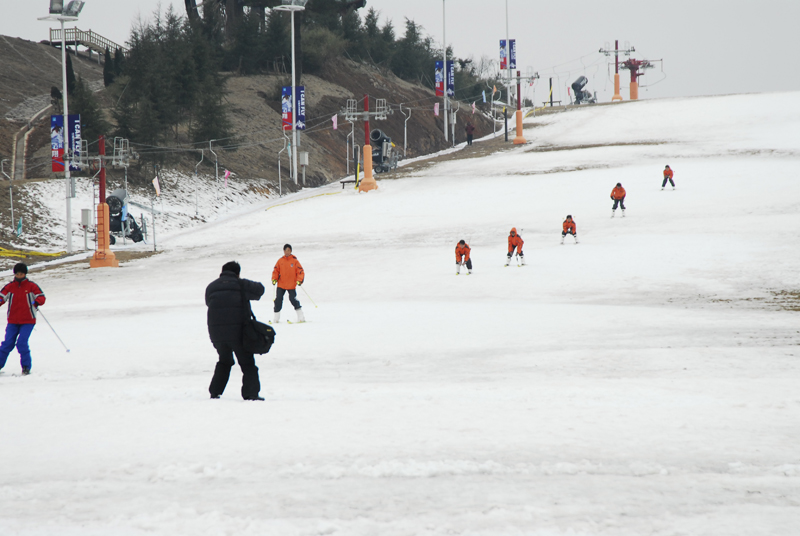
[272,254,304,290]
[508,230,524,254]
[563,219,576,234]
[663,168,673,179]
[611,185,626,200]
[455,243,471,263]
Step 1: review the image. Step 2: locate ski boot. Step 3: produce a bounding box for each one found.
[271,312,280,324]
[456,263,461,275]
[621,209,626,218]
[295,307,305,323]
[22,368,30,376]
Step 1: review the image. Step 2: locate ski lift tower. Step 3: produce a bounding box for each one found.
[342,96,391,192]
[512,68,538,144]
[600,40,634,102]
[620,58,654,100]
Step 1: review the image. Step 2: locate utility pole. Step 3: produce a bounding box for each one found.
[442,0,448,142]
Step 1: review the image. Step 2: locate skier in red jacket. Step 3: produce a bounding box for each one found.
[662,165,675,190]
[0,263,46,375]
[455,240,472,275]
[506,227,525,266]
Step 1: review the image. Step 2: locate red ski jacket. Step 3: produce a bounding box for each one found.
[272,255,305,290]
[611,185,626,200]
[563,219,576,234]
[0,277,45,324]
[508,232,524,254]
[455,243,471,263]
[663,168,673,179]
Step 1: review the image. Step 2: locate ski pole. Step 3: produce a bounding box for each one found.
[299,285,318,308]
[36,309,70,353]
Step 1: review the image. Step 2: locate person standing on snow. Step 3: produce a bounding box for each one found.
[272,244,305,324]
[206,261,266,400]
[506,227,525,266]
[455,239,472,275]
[0,263,46,376]
[662,165,675,190]
[611,183,626,217]
[465,122,476,146]
[561,215,578,244]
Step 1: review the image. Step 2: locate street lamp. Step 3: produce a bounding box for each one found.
[39,0,86,254]
[273,0,308,187]
[442,0,448,142]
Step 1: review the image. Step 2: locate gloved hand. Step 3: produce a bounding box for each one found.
[296,281,302,286]
[272,280,277,285]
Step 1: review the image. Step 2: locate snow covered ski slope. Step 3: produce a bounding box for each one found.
[1,92,799,535]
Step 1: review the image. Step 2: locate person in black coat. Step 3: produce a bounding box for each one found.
[205,261,266,400]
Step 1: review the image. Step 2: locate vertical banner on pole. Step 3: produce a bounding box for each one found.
[435,61,445,97]
[51,115,65,172]
[500,40,507,70]
[509,39,517,70]
[282,86,306,131]
[434,103,439,116]
[51,115,82,172]
[68,115,81,171]
[446,60,455,97]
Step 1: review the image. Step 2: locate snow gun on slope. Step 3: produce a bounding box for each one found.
[369,129,399,174]
[106,189,144,244]
[571,76,597,105]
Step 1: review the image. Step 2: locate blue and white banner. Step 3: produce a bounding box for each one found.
[436,60,455,97]
[509,39,517,70]
[51,114,81,172]
[281,86,306,131]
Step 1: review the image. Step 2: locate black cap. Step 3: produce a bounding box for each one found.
[13,263,27,275]
[221,261,240,276]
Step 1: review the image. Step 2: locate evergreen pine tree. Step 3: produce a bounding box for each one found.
[103,48,114,87]
[113,48,125,77]
[71,76,110,144]
[65,52,76,95]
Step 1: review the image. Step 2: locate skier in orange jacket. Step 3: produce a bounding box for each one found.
[561,215,578,244]
[455,240,472,275]
[610,183,626,217]
[662,165,675,190]
[271,244,305,323]
[506,227,525,266]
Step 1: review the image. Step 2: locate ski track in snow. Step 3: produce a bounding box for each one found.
[1,92,800,535]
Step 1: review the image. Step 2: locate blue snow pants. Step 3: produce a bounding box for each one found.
[0,323,35,370]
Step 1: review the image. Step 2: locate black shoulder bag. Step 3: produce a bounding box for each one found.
[239,282,276,355]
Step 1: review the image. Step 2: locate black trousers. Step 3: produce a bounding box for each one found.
[458,259,473,269]
[274,287,301,312]
[562,230,576,237]
[612,197,626,210]
[466,134,474,145]
[209,341,260,399]
[662,177,675,187]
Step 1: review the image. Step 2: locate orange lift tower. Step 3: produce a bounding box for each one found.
[621,58,656,100]
[600,40,634,102]
[89,135,118,268]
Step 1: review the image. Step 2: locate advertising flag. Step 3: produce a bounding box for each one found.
[509,39,517,69]
[434,103,439,116]
[224,169,231,188]
[435,61,445,97]
[332,114,338,130]
[152,176,161,196]
[52,115,82,172]
[500,39,507,70]
[435,61,455,97]
[281,86,306,131]
[482,90,486,103]
[472,101,476,114]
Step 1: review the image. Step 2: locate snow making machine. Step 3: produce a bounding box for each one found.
[571,76,597,105]
[369,129,399,174]
[105,189,144,245]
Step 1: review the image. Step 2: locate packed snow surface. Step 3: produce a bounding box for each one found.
[2,93,799,535]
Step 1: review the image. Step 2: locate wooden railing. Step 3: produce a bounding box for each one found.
[49,28,127,54]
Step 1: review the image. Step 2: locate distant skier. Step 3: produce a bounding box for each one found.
[272,244,305,324]
[465,122,475,146]
[506,227,525,266]
[662,165,675,190]
[206,261,266,400]
[561,215,578,244]
[0,263,46,376]
[455,239,472,275]
[611,183,626,217]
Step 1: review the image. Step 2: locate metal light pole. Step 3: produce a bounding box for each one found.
[39,0,85,254]
[442,0,448,142]
[274,0,308,186]
[506,0,511,109]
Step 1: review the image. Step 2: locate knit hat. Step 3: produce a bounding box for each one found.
[13,263,27,275]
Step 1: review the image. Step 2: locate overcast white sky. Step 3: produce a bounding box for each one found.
[2,1,799,103]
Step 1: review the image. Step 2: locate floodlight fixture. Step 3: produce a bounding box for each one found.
[274,0,308,11]
[63,0,85,17]
[49,0,64,14]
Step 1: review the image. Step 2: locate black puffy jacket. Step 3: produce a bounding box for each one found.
[205,270,265,344]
